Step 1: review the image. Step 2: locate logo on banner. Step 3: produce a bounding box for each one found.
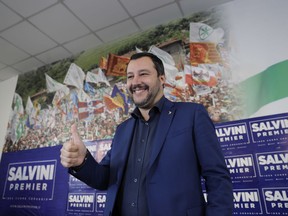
[96,192,106,213]
[69,175,86,188]
[3,160,56,200]
[225,154,256,179]
[262,187,288,214]
[67,192,95,212]
[215,122,249,147]
[249,115,288,143]
[233,189,263,214]
[256,151,288,177]
[199,25,213,40]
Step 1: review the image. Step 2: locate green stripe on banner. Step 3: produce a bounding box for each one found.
[239,60,288,117]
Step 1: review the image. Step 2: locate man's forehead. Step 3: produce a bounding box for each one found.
[127,57,154,72]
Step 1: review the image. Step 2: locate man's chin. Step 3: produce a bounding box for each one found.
[133,99,144,107]
[133,99,148,108]
[132,94,146,102]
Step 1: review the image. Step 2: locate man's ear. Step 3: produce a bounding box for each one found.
[159,75,166,86]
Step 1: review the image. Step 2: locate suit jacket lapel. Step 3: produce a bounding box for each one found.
[113,99,175,180]
[148,99,175,171]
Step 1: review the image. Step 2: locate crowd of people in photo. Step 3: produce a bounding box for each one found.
[3,74,242,153]
[3,81,133,152]
[3,37,243,153]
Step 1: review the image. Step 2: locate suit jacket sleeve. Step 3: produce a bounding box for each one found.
[193,104,233,216]
[68,149,111,190]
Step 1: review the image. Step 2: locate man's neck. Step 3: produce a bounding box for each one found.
[139,108,151,121]
[138,94,164,121]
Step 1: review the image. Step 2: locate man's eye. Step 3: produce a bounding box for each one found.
[127,76,133,79]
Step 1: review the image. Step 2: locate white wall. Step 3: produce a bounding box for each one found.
[225,0,288,117]
[0,76,18,160]
[226,0,288,80]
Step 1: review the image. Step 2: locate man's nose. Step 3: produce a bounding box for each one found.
[131,75,141,85]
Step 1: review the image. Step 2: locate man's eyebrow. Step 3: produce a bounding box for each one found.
[127,69,149,74]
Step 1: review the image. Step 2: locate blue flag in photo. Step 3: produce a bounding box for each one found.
[84,82,96,96]
[111,85,129,115]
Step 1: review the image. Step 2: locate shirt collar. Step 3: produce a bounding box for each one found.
[131,96,165,120]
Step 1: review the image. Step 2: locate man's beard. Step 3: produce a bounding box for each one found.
[129,83,159,109]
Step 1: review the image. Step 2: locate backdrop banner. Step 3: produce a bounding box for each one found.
[0,112,287,215]
[66,139,111,216]
[0,145,69,215]
[215,112,288,215]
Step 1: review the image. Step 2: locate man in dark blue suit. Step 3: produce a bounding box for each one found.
[60,52,233,216]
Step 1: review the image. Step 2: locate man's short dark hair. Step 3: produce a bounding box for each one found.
[129,52,165,76]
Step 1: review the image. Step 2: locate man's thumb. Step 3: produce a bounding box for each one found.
[71,123,82,146]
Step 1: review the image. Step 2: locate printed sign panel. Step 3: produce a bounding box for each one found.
[217,112,288,215]
[0,146,69,216]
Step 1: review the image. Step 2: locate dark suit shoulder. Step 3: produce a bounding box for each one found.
[172,101,205,110]
[116,116,135,130]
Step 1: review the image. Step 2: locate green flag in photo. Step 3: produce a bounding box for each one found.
[239,60,288,117]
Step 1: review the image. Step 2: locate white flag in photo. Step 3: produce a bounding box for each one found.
[163,62,185,88]
[25,96,34,115]
[135,46,143,53]
[13,93,24,115]
[189,22,224,43]
[149,45,175,66]
[64,63,86,89]
[52,88,69,107]
[77,88,91,103]
[45,73,69,95]
[86,68,110,86]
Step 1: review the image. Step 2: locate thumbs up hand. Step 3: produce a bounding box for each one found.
[60,123,87,168]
